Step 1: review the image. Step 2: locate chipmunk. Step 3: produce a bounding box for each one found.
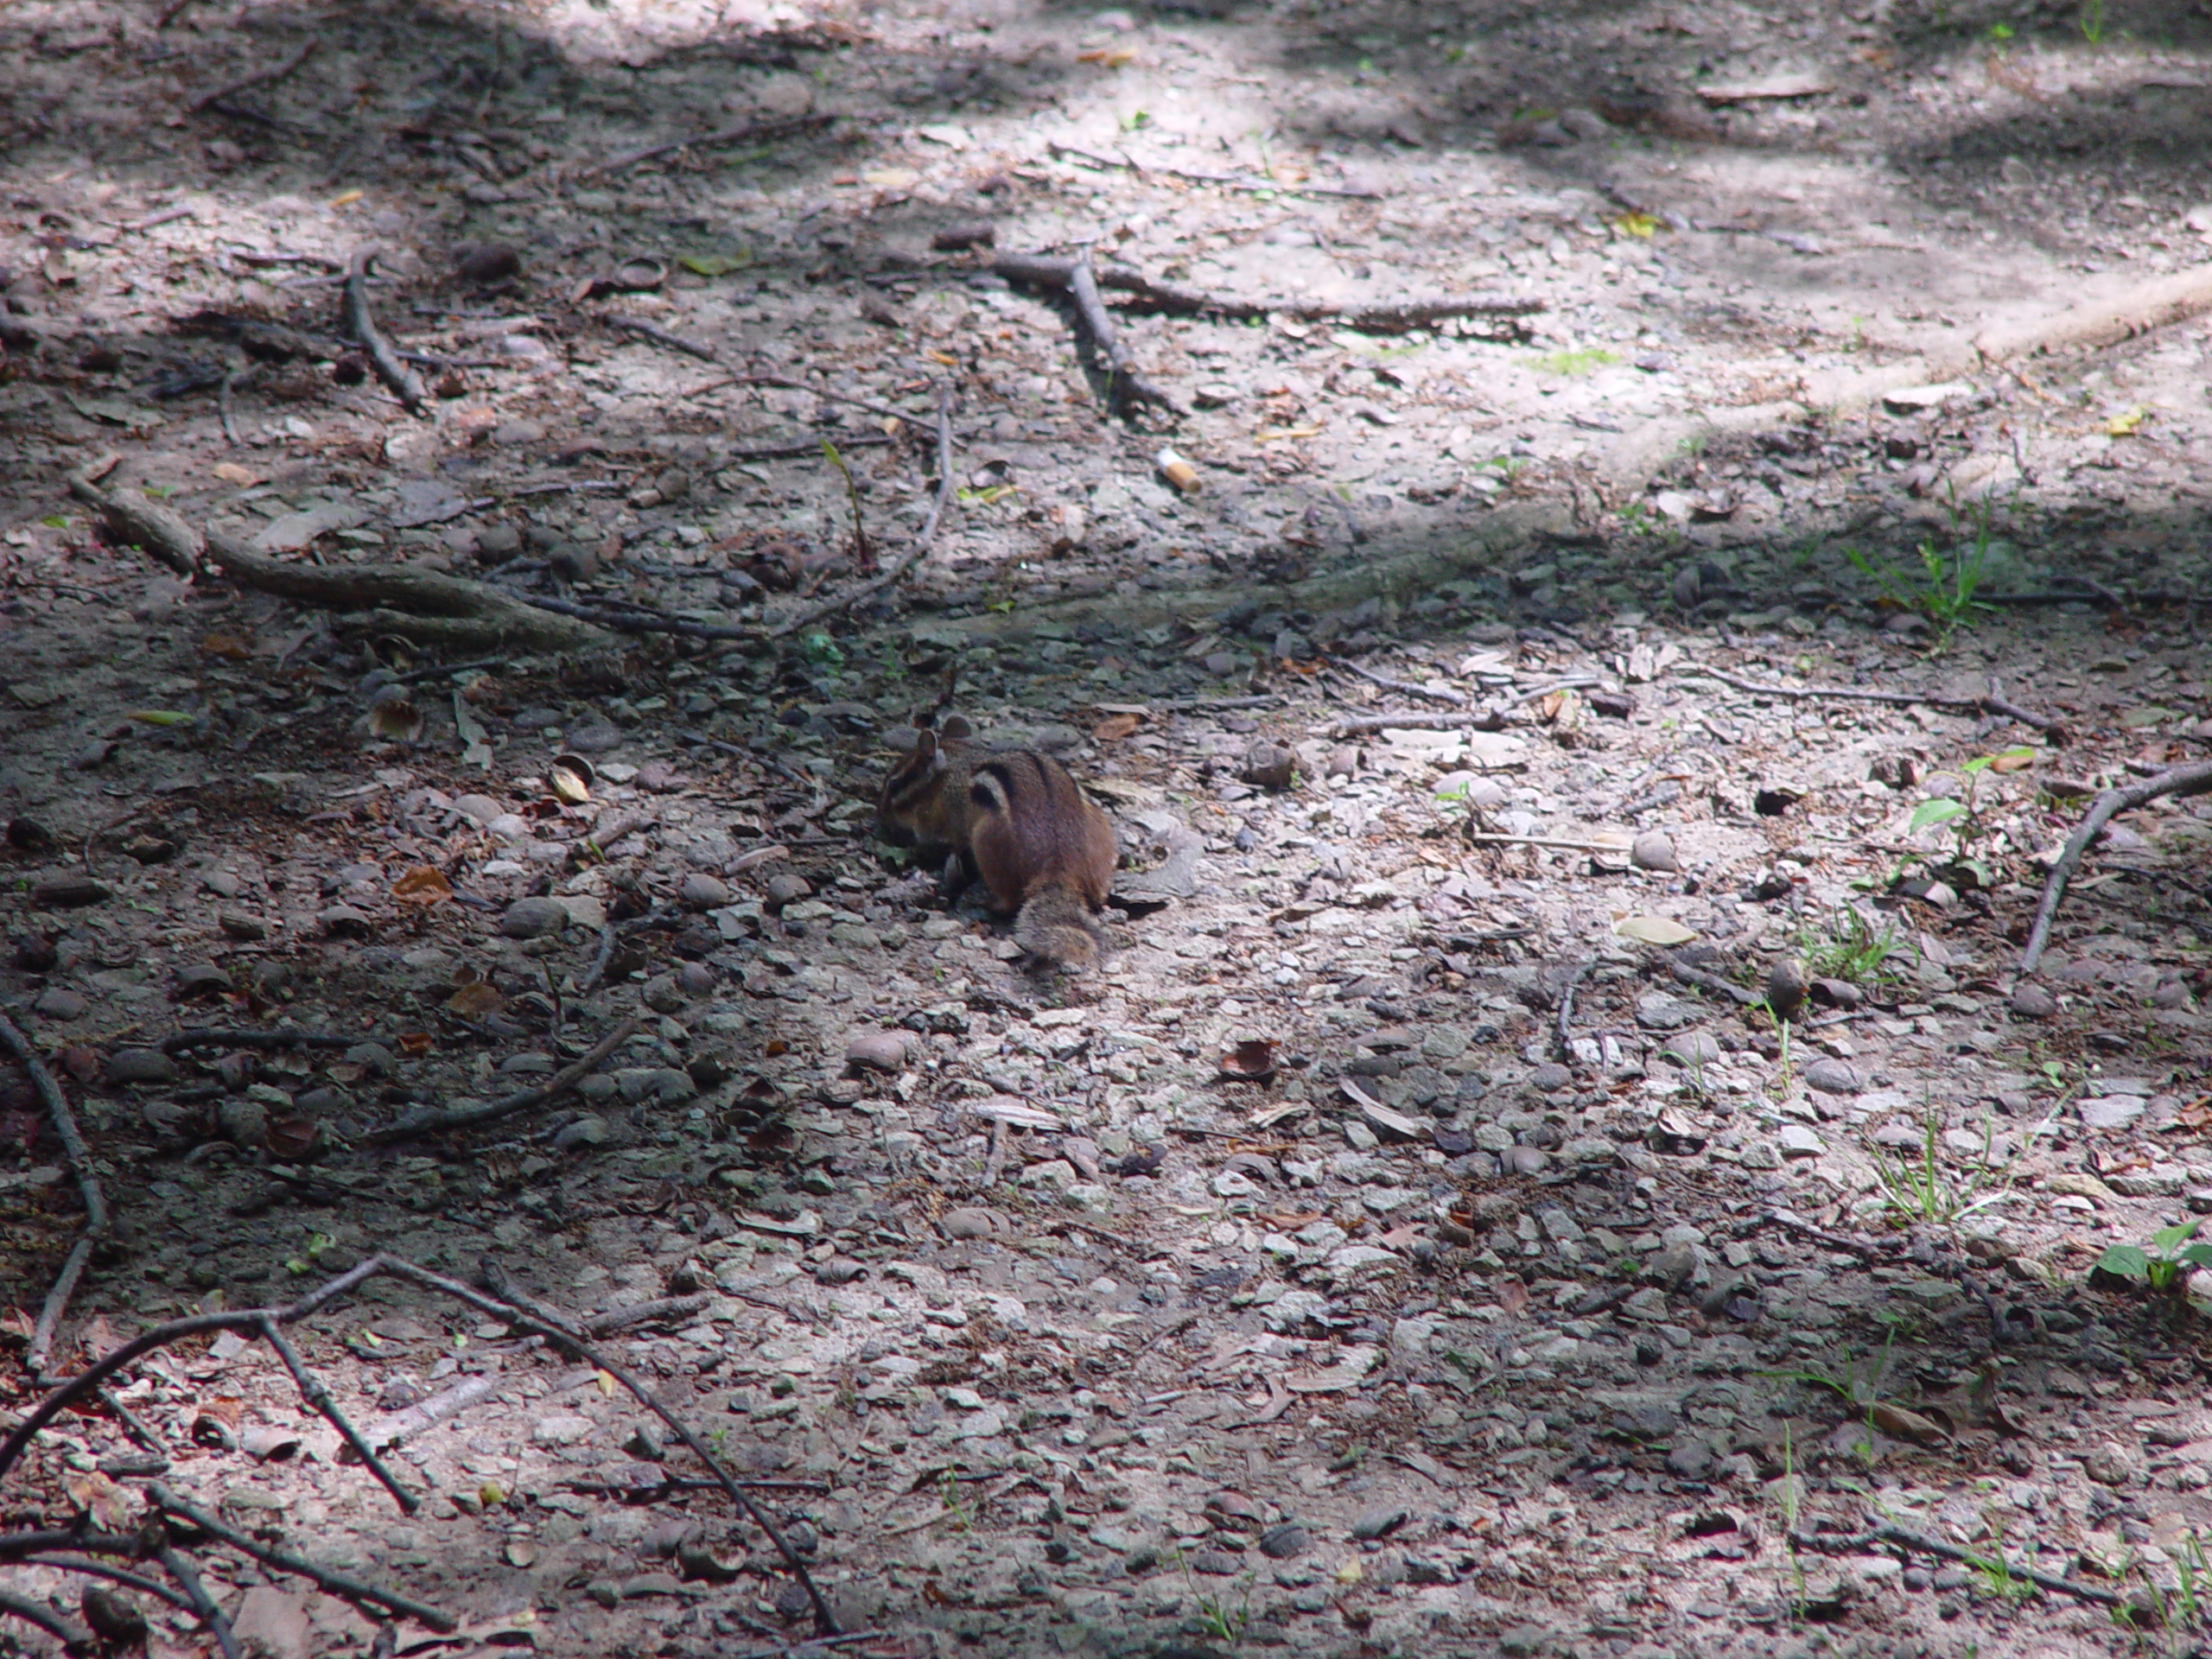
[876,713,1118,971]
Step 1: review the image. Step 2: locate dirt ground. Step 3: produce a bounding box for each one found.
[7,0,2212,1656]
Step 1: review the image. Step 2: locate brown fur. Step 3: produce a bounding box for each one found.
[877,716,1117,971]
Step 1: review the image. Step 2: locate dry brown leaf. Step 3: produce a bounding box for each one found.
[1093,712,1143,742]
[392,865,454,904]
[447,980,506,1019]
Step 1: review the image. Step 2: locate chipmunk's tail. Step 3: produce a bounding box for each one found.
[1014,885,1109,972]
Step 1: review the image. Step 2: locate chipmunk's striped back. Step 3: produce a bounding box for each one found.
[876,717,1117,970]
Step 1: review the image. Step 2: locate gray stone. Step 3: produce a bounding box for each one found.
[1528,1062,1572,1091]
[844,1031,910,1072]
[2080,1095,2145,1131]
[33,987,87,1020]
[679,872,731,907]
[1661,1030,1721,1067]
[1634,994,1701,1031]
[107,1047,178,1084]
[532,1413,595,1446]
[2010,982,2058,1019]
[319,905,373,938]
[765,874,812,906]
[938,1207,1001,1240]
[1350,1505,1408,1541]
[1777,1124,1827,1158]
[1802,1058,1861,1096]
[1665,1440,1716,1479]
[553,1116,610,1151]
[1501,1146,1549,1175]
[499,896,570,938]
[1631,831,1678,873]
[1259,1523,1309,1560]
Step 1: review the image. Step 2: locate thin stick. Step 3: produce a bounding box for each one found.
[581,1293,712,1338]
[1676,664,2064,734]
[343,251,427,415]
[766,380,958,639]
[576,925,619,995]
[0,1012,110,1380]
[0,1260,387,1484]
[366,1372,502,1449]
[18,1555,195,1611]
[0,1586,92,1649]
[1096,263,1544,331]
[1464,832,1629,854]
[364,1016,642,1142]
[593,111,833,175]
[992,252,1179,413]
[189,38,316,114]
[1667,957,1763,1008]
[2018,759,2212,974]
[1554,959,1593,1060]
[982,1117,1009,1189]
[1045,142,1381,200]
[1331,655,1469,707]
[150,1486,454,1631]
[156,1542,243,1659]
[257,1317,416,1512]
[1789,1522,2123,1611]
[374,1260,838,1636]
[1329,709,1510,736]
[162,1027,353,1053]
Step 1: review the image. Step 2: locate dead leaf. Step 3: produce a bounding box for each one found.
[1867,1402,1949,1446]
[447,980,505,1019]
[1218,1039,1278,1082]
[198,632,254,662]
[1093,712,1143,742]
[453,690,493,770]
[1498,1276,1530,1315]
[65,1471,133,1530]
[392,865,453,905]
[1075,46,1136,65]
[211,461,265,486]
[396,1031,434,1057]
[1613,913,1699,945]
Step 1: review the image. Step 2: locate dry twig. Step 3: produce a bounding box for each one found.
[189,38,316,114]
[767,380,958,638]
[1790,1522,2125,1611]
[1096,264,1544,334]
[0,1012,109,1382]
[993,251,1179,413]
[365,1015,643,1142]
[594,111,834,175]
[2018,758,2212,974]
[343,251,427,414]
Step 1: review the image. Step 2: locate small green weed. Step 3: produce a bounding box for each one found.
[2080,0,2107,42]
[2094,1219,2212,1294]
[1796,905,1912,986]
[1967,1518,2039,1605]
[1846,499,2001,649]
[1525,347,1621,377]
[1899,746,2036,890]
[1872,1114,2007,1226]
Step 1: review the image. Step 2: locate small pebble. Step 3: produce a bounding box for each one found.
[2010,981,2057,1019]
[765,874,812,906]
[844,1031,910,1072]
[679,872,731,908]
[1765,956,1809,1021]
[33,987,87,1020]
[1630,831,1678,873]
[1241,741,1297,789]
[499,897,570,939]
[319,905,373,939]
[107,1048,179,1084]
[1802,1057,1861,1096]
[938,1207,1001,1240]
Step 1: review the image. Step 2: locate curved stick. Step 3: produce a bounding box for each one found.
[0,1011,110,1380]
[2018,759,2212,974]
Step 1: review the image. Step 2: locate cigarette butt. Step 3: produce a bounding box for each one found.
[1155,447,1200,493]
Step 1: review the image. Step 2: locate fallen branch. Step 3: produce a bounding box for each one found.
[1974,262,2212,365]
[1666,956,1764,1007]
[593,111,834,176]
[1677,664,2065,737]
[993,252,1179,414]
[151,1485,454,1630]
[71,468,204,577]
[2018,758,2212,974]
[162,1027,353,1054]
[1329,709,1509,736]
[156,1545,242,1659]
[362,1015,642,1143]
[2,1255,836,1637]
[189,38,316,114]
[0,1586,92,1649]
[1790,1522,2123,1611]
[0,1012,110,1382]
[767,380,957,639]
[1331,654,1469,706]
[1096,265,1544,334]
[258,1317,416,1512]
[72,461,609,652]
[1046,142,1380,200]
[1554,958,1593,1060]
[343,251,427,415]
